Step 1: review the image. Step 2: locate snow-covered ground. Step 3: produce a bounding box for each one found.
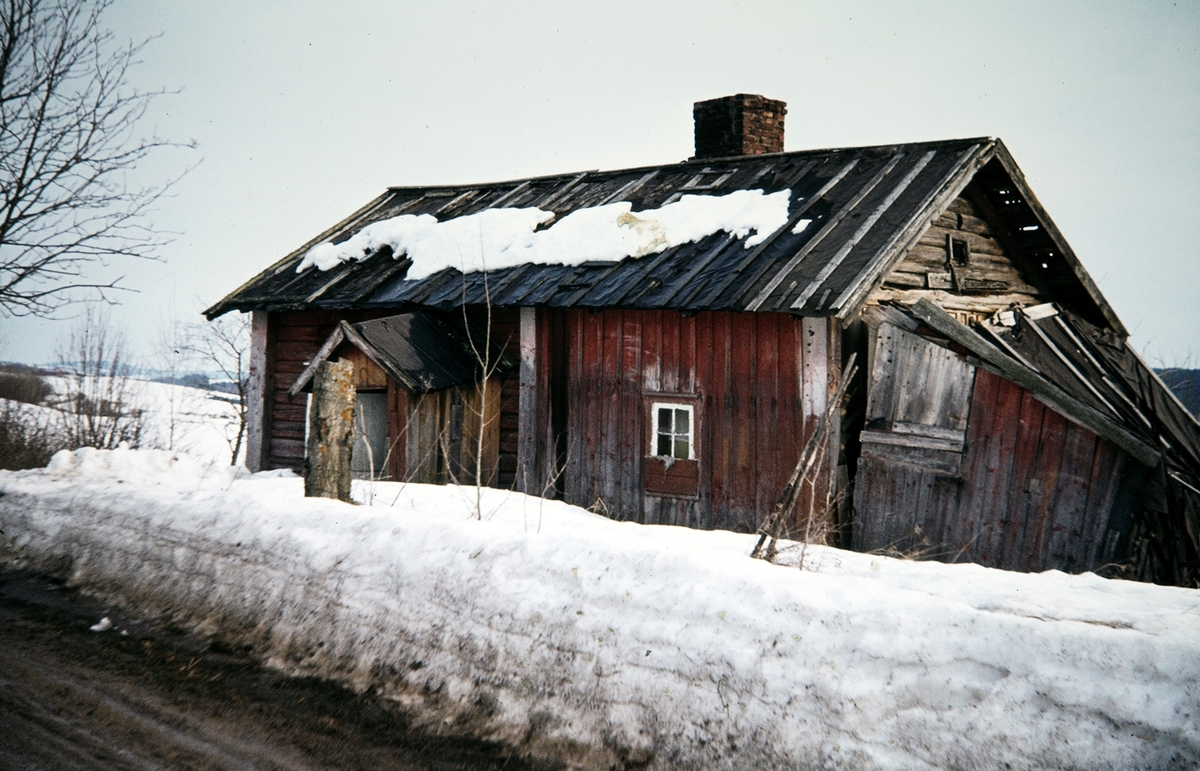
[11,376,242,466]
[0,447,1197,770]
[122,378,243,465]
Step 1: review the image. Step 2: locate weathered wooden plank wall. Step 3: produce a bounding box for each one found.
[854,362,1134,574]
[267,307,520,486]
[561,308,831,534]
[869,189,1046,321]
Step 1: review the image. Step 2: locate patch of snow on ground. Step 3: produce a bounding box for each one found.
[1,448,1197,770]
[297,189,792,279]
[35,377,243,466]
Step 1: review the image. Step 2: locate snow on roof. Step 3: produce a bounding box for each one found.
[2,447,1197,769]
[296,189,792,278]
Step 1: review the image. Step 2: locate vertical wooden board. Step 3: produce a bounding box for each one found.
[680,313,697,394]
[909,467,946,556]
[755,314,781,530]
[799,316,829,524]
[1040,422,1099,571]
[517,307,539,493]
[1016,405,1069,569]
[728,312,757,530]
[929,475,965,558]
[858,460,907,552]
[1078,440,1124,572]
[994,390,1047,570]
[642,310,663,394]
[619,310,643,522]
[600,310,623,513]
[246,310,273,472]
[563,310,587,505]
[404,393,429,483]
[458,377,502,488]
[542,308,569,498]
[581,310,604,506]
[386,381,408,482]
[970,376,1024,564]
[865,323,898,421]
[952,371,1012,557]
[708,312,733,530]
[660,310,681,394]
[694,312,715,527]
[780,315,801,521]
[776,317,802,514]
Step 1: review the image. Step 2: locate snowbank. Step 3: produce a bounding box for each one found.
[296,189,792,278]
[1,448,1197,770]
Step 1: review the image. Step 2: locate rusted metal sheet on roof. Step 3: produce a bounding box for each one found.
[207,139,994,317]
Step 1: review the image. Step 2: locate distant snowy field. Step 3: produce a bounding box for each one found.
[121,378,243,465]
[9,376,243,465]
[1,448,1197,770]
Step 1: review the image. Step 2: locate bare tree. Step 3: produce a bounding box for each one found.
[185,312,250,465]
[0,0,192,316]
[55,305,145,449]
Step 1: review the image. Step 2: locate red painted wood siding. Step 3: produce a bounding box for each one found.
[854,367,1131,573]
[562,308,831,534]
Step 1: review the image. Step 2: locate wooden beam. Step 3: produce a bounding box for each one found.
[244,310,272,472]
[517,307,539,494]
[908,299,1160,467]
[287,324,345,399]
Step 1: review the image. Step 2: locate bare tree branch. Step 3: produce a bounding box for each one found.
[184,312,250,465]
[0,0,193,316]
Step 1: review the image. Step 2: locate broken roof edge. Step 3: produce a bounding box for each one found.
[988,141,1127,338]
[908,298,1161,467]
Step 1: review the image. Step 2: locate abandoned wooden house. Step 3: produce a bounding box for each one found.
[207,94,1200,586]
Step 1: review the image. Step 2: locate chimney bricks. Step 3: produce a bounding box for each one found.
[692,94,787,159]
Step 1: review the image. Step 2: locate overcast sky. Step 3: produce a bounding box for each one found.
[2,0,1197,368]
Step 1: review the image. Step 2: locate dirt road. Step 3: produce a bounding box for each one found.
[0,568,556,770]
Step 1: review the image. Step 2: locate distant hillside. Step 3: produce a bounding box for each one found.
[1157,369,1200,418]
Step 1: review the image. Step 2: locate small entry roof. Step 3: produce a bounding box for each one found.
[289,312,480,397]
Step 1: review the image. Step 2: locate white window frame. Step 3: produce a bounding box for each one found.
[650,402,696,460]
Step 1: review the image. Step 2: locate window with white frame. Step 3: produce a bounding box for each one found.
[652,403,694,460]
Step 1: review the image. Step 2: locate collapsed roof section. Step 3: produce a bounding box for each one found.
[206,139,1123,335]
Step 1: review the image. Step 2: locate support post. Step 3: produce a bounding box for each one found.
[244,310,272,472]
[517,306,539,494]
[305,359,355,501]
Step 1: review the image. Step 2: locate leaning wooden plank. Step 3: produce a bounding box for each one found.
[287,324,345,399]
[752,353,858,559]
[908,299,1160,467]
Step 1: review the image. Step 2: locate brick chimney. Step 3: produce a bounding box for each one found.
[692,94,786,159]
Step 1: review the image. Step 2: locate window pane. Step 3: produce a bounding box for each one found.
[674,437,689,459]
[675,409,689,434]
[657,434,672,456]
[657,408,671,432]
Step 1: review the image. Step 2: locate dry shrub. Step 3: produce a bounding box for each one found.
[0,366,52,405]
[0,401,63,470]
